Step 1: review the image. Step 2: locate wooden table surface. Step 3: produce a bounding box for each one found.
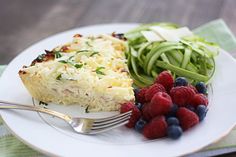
[1,0,236,156]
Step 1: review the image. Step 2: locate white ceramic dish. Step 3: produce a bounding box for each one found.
[0,24,236,157]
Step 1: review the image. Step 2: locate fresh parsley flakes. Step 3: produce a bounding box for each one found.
[90,51,99,57]
[74,64,83,69]
[54,51,62,58]
[58,60,68,64]
[95,67,105,75]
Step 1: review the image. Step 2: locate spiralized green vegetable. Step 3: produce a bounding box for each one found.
[125,23,219,87]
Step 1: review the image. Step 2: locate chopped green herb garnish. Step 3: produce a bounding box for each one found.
[90,51,99,57]
[96,67,105,70]
[95,67,105,75]
[58,60,68,64]
[58,58,78,67]
[85,41,92,47]
[74,64,83,69]
[96,71,105,75]
[68,56,74,61]
[54,52,62,58]
[76,50,90,53]
[56,74,62,80]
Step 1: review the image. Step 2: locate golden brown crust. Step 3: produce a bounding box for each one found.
[111,33,127,41]
[31,50,55,66]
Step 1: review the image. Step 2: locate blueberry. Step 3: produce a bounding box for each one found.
[134,88,140,97]
[196,105,208,121]
[134,119,147,132]
[195,82,207,94]
[174,77,188,86]
[135,102,143,110]
[167,117,179,126]
[167,125,183,139]
[186,105,195,112]
[167,104,178,117]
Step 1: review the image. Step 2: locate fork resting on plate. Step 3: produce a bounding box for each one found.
[0,100,132,134]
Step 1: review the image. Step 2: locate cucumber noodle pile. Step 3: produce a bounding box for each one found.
[124,23,219,87]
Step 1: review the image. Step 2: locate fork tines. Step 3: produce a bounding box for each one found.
[90,110,132,132]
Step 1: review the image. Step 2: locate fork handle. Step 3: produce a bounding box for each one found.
[0,100,72,122]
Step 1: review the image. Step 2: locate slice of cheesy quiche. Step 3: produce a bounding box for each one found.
[19,34,134,112]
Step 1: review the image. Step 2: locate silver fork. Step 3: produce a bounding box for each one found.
[0,100,132,134]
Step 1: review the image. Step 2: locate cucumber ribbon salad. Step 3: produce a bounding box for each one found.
[124,23,219,87]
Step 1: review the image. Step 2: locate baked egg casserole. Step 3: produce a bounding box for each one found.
[19,34,134,112]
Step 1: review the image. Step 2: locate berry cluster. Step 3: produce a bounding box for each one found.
[120,71,208,140]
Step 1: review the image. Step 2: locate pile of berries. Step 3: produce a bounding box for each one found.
[120,71,208,140]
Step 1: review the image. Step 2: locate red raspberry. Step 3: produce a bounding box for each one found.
[120,102,141,128]
[145,83,166,102]
[136,87,148,103]
[189,85,198,93]
[177,107,199,130]
[155,71,174,92]
[190,94,208,108]
[149,92,173,117]
[141,103,152,122]
[143,116,167,139]
[170,86,195,107]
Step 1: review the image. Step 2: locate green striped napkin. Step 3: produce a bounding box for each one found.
[0,19,236,157]
[0,66,42,157]
[194,19,236,52]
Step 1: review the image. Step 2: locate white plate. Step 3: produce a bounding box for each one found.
[1,24,236,157]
